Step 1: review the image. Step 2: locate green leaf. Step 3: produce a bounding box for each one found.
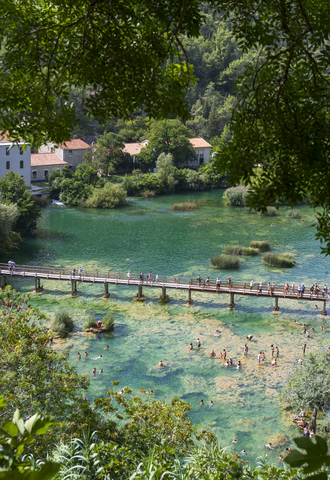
[285,436,330,474]
[1,421,18,437]
[11,410,24,435]
[24,414,55,435]
[0,396,6,408]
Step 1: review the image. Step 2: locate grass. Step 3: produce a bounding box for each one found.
[83,315,98,331]
[51,310,74,337]
[211,254,240,269]
[172,201,199,211]
[250,240,271,251]
[143,190,156,198]
[262,253,296,268]
[286,209,300,218]
[102,311,115,331]
[223,245,259,256]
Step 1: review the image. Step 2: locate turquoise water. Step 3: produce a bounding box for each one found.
[8,190,330,462]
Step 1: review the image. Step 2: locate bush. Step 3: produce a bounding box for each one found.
[85,183,128,208]
[258,206,277,216]
[102,311,115,331]
[241,247,259,255]
[262,253,296,268]
[172,201,199,211]
[224,185,249,206]
[143,190,156,198]
[51,310,74,337]
[286,208,300,218]
[223,244,242,255]
[210,254,240,269]
[250,240,271,251]
[35,196,49,207]
[83,315,98,331]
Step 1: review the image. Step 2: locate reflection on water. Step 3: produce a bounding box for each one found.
[9,189,330,461]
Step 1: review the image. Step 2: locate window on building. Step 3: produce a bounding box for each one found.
[44,170,49,181]
[20,160,24,169]
[6,161,10,170]
[19,146,24,155]
[6,147,10,156]
[69,150,73,156]
[32,171,37,179]
[51,146,55,153]
[196,153,199,162]
[199,153,204,164]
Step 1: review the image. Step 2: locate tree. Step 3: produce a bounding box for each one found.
[0,0,203,145]
[147,120,195,167]
[281,352,330,432]
[0,203,20,258]
[212,0,330,254]
[155,153,178,193]
[0,172,40,235]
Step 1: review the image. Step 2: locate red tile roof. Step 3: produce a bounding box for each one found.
[59,139,89,150]
[189,138,212,148]
[31,153,68,167]
[0,132,24,143]
[123,143,146,156]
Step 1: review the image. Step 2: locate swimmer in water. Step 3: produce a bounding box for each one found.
[279,455,284,461]
[320,325,324,330]
[99,369,103,374]
[84,352,88,357]
[78,353,81,360]
[104,345,110,349]
[315,304,319,309]
[159,360,164,367]
[92,367,96,375]
[232,439,238,444]
[210,350,216,357]
[237,361,242,369]
[92,355,103,360]
[265,443,273,449]
[241,449,247,455]
[209,400,214,407]
[200,399,204,406]
[189,343,194,350]
[247,335,253,340]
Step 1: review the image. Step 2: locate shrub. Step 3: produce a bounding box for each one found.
[223,244,242,255]
[51,310,74,337]
[143,190,156,198]
[250,240,271,251]
[35,196,49,207]
[172,201,199,211]
[262,253,296,268]
[258,206,277,216]
[224,185,249,206]
[241,247,259,255]
[102,311,115,331]
[286,208,300,218]
[85,183,128,208]
[210,254,240,269]
[83,315,98,331]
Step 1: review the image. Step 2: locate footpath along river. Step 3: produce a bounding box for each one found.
[8,189,330,462]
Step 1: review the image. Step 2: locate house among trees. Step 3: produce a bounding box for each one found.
[123,137,211,167]
[0,134,31,187]
[31,139,90,181]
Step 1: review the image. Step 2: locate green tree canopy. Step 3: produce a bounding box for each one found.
[0,171,40,235]
[212,0,330,254]
[0,0,204,145]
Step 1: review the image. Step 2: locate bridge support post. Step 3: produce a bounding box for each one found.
[159,286,169,303]
[0,276,7,290]
[229,293,235,309]
[34,277,43,293]
[103,283,110,298]
[274,297,279,313]
[322,300,327,316]
[187,289,193,305]
[71,280,77,296]
[135,285,145,302]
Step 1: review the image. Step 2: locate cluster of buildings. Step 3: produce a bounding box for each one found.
[0,135,212,188]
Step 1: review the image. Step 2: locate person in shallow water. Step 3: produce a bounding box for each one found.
[104,345,109,349]
[189,343,193,350]
[159,360,164,367]
[78,353,81,360]
[92,367,96,374]
[196,338,201,348]
[210,350,216,357]
[200,399,204,406]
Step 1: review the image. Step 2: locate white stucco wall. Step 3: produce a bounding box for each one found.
[195,147,211,165]
[0,143,31,187]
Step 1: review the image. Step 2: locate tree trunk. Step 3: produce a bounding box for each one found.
[310,407,318,432]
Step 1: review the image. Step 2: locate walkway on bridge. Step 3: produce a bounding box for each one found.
[0,263,327,314]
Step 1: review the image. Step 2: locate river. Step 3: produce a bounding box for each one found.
[9,189,330,462]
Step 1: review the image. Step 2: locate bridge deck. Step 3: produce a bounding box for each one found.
[0,263,327,303]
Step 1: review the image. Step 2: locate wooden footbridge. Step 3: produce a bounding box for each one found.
[0,263,327,314]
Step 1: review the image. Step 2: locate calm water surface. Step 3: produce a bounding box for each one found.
[10,190,330,462]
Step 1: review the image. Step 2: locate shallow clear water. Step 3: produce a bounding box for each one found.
[9,190,330,462]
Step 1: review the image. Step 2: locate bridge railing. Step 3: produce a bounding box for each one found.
[0,263,327,298]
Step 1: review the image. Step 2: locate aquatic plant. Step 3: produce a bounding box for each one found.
[224,185,249,206]
[172,201,199,211]
[143,190,156,198]
[250,240,271,251]
[84,183,128,208]
[286,208,300,218]
[223,244,242,255]
[102,311,115,331]
[83,315,98,331]
[258,206,277,216]
[51,309,74,337]
[241,246,259,255]
[210,254,240,269]
[262,253,296,268]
